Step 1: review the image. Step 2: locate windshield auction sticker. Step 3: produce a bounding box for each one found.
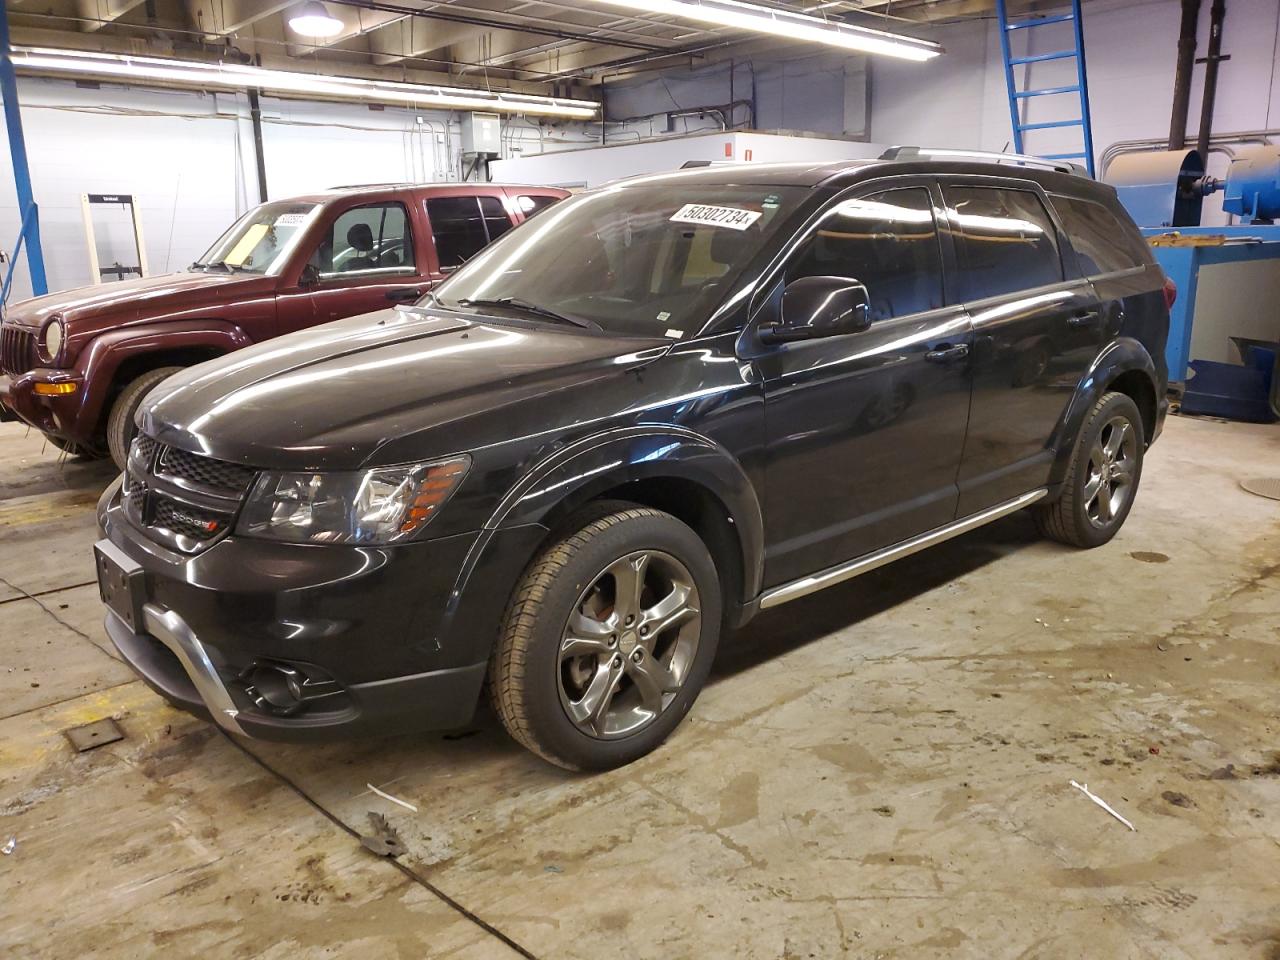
[670,203,762,231]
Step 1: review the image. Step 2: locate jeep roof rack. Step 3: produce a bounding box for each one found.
[879,146,1090,177]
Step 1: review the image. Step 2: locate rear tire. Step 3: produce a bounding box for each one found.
[489,503,722,771]
[106,366,183,470]
[1034,390,1145,548]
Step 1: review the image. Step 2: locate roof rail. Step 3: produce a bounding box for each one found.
[879,146,1090,177]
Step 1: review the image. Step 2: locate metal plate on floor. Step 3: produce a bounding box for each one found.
[1241,478,1280,501]
[64,718,125,752]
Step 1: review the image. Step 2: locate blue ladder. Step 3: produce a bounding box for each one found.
[995,0,1095,177]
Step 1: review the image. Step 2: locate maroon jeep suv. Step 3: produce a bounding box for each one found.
[0,182,567,467]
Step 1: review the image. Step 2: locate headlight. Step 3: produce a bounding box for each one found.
[236,456,469,545]
[40,317,64,364]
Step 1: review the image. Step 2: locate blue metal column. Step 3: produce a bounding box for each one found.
[994,0,1023,154]
[0,0,47,297]
[1070,0,1096,177]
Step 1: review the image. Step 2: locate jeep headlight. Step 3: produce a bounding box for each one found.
[236,456,469,545]
[40,316,64,364]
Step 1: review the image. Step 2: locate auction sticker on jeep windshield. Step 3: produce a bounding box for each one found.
[670,203,762,231]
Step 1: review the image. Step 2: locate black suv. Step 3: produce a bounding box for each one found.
[95,151,1170,770]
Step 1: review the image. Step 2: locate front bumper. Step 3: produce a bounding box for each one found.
[96,483,547,741]
[103,602,488,740]
[0,368,87,440]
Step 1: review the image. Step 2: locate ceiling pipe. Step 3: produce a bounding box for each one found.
[1195,0,1227,165]
[1168,0,1199,151]
[325,0,669,52]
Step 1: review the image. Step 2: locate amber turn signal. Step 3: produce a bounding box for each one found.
[33,382,77,396]
[398,459,469,534]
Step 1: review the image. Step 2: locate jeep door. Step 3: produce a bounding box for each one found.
[277,198,430,334]
[750,180,974,588]
[938,179,1104,515]
[423,193,517,276]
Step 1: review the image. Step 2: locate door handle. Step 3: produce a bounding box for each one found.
[386,287,423,303]
[925,343,970,363]
[1067,310,1100,327]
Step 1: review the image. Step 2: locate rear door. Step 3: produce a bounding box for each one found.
[424,194,516,278]
[752,179,974,586]
[280,198,428,333]
[1048,191,1163,365]
[940,178,1103,515]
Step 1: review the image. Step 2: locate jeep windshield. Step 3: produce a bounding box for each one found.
[432,184,806,338]
[193,201,322,276]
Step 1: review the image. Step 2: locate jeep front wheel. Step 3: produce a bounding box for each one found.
[106,366,183,469]
[489,504,722,771]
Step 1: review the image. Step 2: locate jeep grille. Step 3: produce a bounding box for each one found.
[1,323,36,377]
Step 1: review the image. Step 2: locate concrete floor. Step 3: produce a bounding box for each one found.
[0,414,1277,959]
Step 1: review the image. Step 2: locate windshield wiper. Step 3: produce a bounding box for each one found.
[456,297,599,331]
[191,260,248,273]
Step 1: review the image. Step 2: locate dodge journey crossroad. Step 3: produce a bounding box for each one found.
[95,151,1171,770]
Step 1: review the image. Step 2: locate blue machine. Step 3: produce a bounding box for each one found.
[1221,145,1280,222]
[1108,146,1280,421]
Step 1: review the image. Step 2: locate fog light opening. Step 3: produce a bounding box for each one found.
[238,660,344,718]
[244,663,306,716]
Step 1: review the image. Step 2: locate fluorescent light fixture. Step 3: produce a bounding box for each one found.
[11,46,600,119]
[288,1,344,39]
[584,0,942,61]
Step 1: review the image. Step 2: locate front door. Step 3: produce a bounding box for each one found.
[939,180,1104,515]
[279,200,428,335]
[752,182,974,588]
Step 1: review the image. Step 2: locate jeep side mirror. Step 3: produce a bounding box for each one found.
[761,276,871,344]
[299,262,320,289]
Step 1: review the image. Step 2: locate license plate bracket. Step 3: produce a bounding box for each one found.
[94,539,146,632]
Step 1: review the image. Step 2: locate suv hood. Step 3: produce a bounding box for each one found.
[3,271,265,329]
[140,306,671,470]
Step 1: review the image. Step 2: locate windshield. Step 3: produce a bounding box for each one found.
[432,183,806,338]
[194,201,321,275]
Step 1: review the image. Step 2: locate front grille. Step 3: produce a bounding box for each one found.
[132,435,158,470]
[1,323,36,377]
[157,445,257,495]
[124,433,259,553]
[126,481,147,517]
[152,499,228,541]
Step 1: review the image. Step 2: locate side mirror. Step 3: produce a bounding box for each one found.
[298,262,320,289]
[761,276,871,344]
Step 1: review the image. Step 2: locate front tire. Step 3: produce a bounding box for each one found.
[106,366,183,470]
[489,504,722,771]
[1034,390,1145,548]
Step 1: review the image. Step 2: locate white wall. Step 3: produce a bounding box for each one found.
[5,0,1280,298]
[0,77,495,301]
[871,0,1280,171]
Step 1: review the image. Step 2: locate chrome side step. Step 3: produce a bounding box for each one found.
[758,488,1047,610]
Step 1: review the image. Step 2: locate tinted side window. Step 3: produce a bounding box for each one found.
[479,196,514,242]
[308,203,414,276]
[1050,194,1153,276]
[946,186,1063,300]
[427,196,488,269]
[518,194,560,219]
[785,187,944,322]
